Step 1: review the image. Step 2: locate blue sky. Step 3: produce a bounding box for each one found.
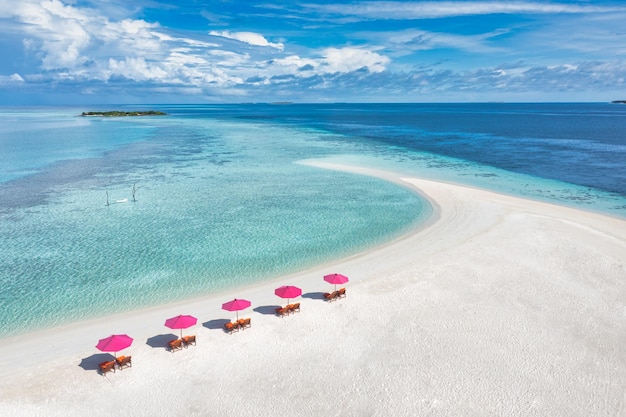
[1,0,625,104]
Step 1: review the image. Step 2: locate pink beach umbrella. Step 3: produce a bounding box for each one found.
[164,314,198,339]
[222,298,252,321]
[274,285,302,305]
[324,273,349,291]
[96,334,134,357]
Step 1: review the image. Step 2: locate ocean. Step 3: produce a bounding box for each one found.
[1,103,625,337]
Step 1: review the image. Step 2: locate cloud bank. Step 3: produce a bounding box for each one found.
[0,0,624,103]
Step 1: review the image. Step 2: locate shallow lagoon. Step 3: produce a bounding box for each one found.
[1,103,625,337]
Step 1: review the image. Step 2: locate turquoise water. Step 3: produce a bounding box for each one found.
[0,110,429,337]
[1,104,625,338]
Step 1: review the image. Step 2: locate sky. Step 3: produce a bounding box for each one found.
[0,0,625,104]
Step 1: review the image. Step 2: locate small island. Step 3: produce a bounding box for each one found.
[81,110,167,117]
[610,100,626,104]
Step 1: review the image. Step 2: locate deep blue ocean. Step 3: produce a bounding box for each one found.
[1,103,625,337]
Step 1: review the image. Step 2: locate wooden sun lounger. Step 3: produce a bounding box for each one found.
[168,338,183,352]
[98,360,116,375]
[116,355,132,370]
[286,303,300,313]
[182,335,196,347]
[240,318,251,329]
[337,288,346,298]
[275,307,288,317]
[324,291,338,301]
[224,322,239,334]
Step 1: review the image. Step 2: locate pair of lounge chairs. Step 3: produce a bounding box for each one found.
[224,318,251,334]
[98,355,132,375]
[275,302,300,317]
[324,287,346,301]
[167,335,196,352]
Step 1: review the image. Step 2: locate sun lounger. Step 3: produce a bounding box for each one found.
[116,355,132,370]
[182,335,196,347]
[324,291,338,301]
[224,322,239,334]
[275,307,288,317]
[291,302,300,312]
[167,338,183,352]
[98,360,116,375]
[241,318,251,329]
[337,288,346,298]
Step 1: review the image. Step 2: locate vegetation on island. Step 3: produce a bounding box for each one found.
[610,100,626,104]
[81,110,167,117]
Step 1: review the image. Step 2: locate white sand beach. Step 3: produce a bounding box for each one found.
[0,164,625,417]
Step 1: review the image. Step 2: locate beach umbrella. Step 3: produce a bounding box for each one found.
[96,334,133,357]
[222,298,251,321]
[274,285,302,305]
[164,314,197,339]
[324,273,349,291]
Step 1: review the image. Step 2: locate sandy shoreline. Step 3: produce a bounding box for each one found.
[0,164,624,417]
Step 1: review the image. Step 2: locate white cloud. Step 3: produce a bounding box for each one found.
[322,47,389,73]
[0,0,251,88]
[13,0,93,69]
[259,47,389,80]
[0,73,25,85]
[99,19,162,57]
[1,0,168,71]
[107,57,169,82]
[208,50,251,68]
[209,30,284,51]
[174,36,220,48]
[514,11,626,57]
[315,1,626,20]
[10,73,24,82]
[272,55,318,72]
[381,28,508,54]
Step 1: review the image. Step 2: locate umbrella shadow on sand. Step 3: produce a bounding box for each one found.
[203,319,230,330]
[253,305,281,315]
[146,333,178,349]
[78,353,114,372]
[302,292,326,301]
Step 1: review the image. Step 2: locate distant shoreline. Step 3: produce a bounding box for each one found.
[80,110,167,117]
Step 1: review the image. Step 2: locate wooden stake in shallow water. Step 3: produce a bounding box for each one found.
[106,191,110,206]
[132,183,139,202]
